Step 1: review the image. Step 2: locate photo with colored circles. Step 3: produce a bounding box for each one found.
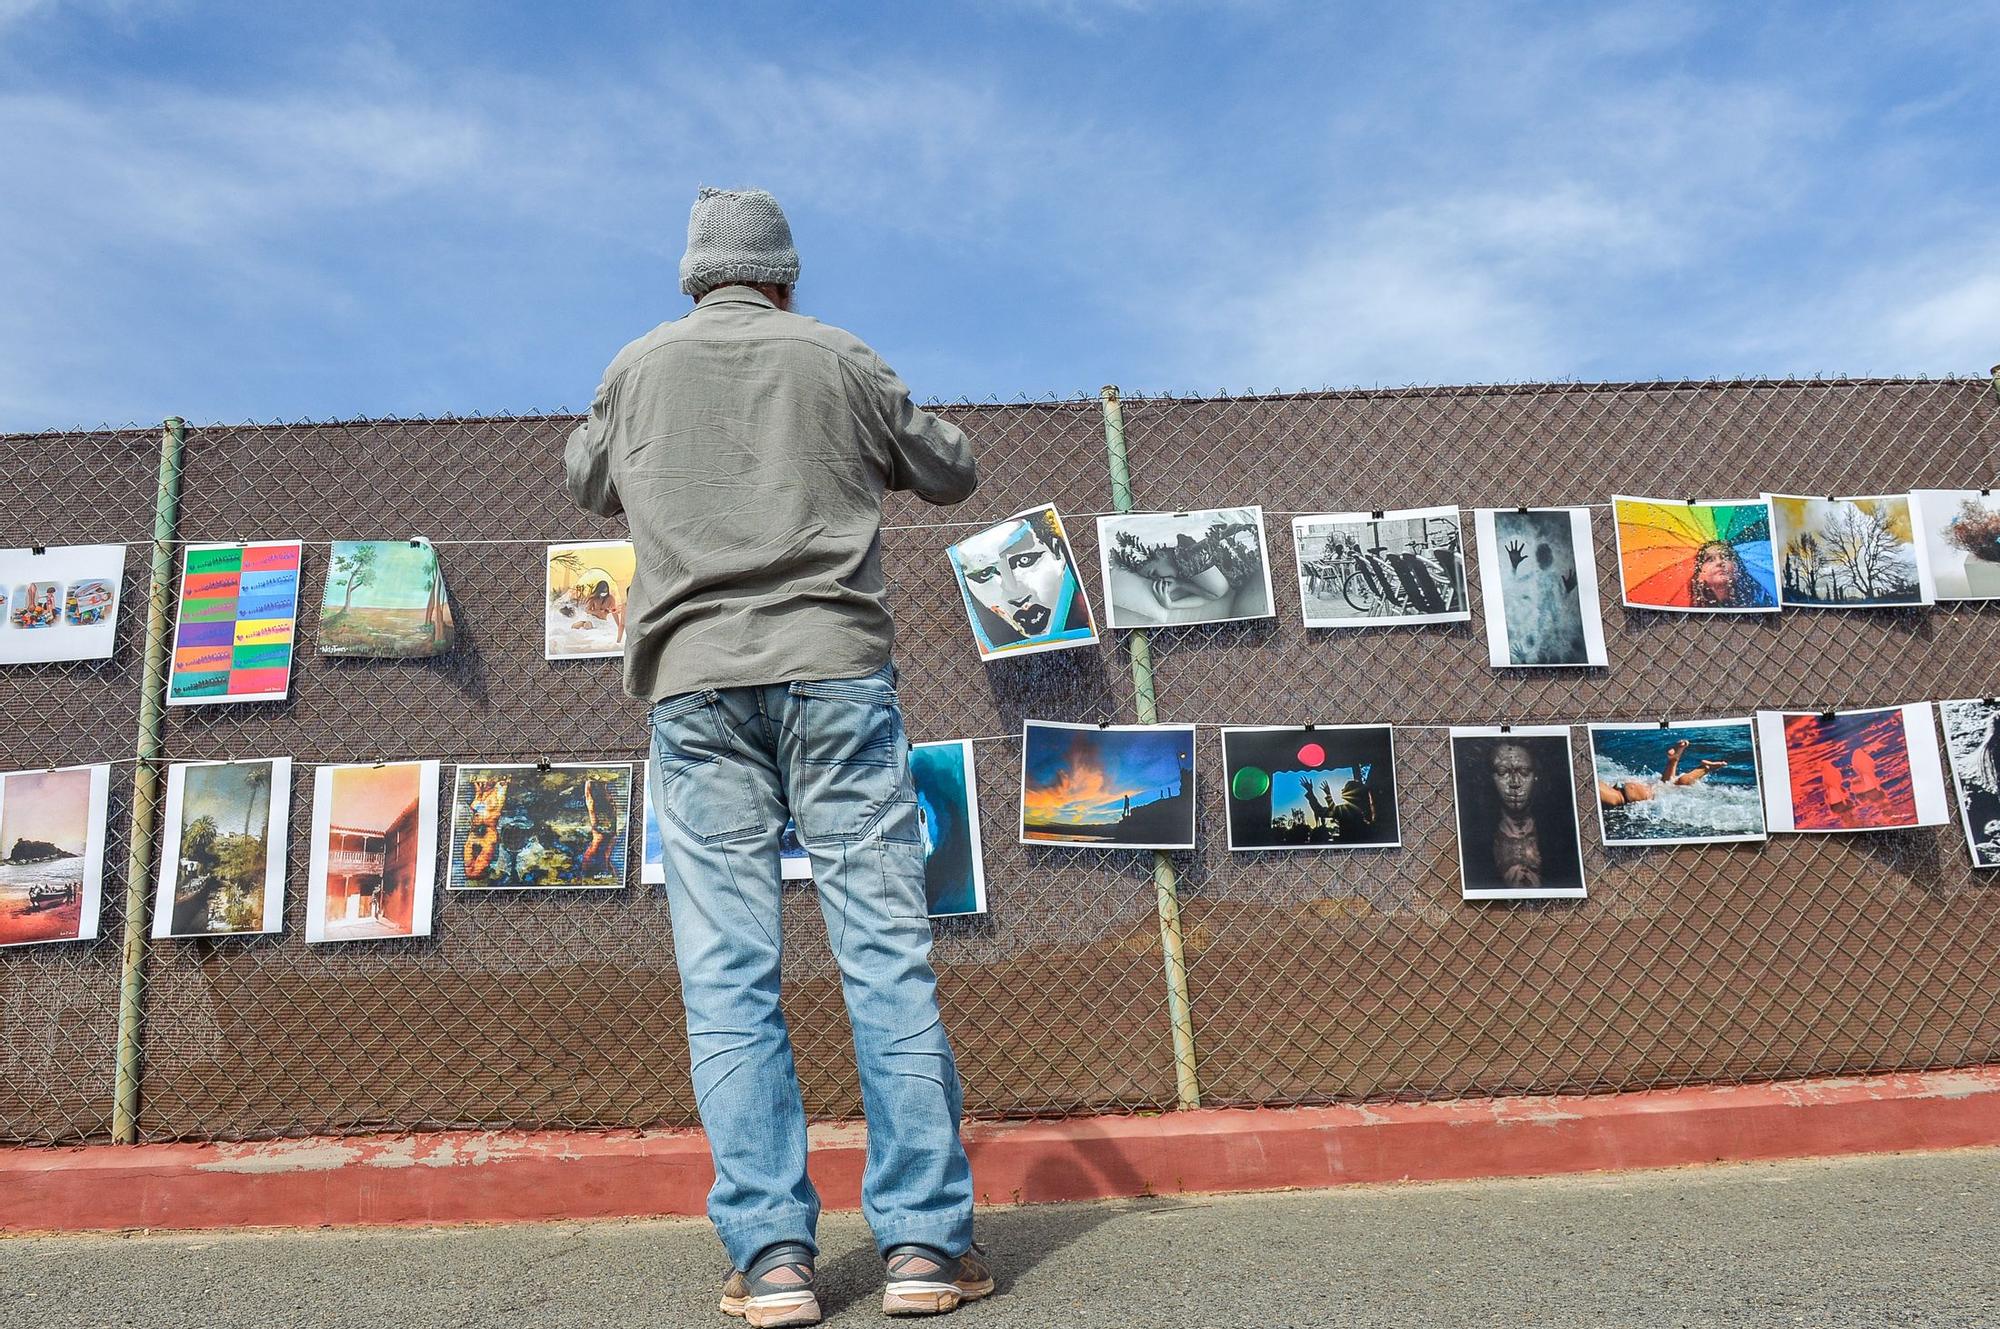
[1221,725,1398,851]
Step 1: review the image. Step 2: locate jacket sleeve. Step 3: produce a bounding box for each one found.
[564,374,625,517]
[843,347,977,506]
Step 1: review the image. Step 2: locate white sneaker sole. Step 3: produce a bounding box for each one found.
[882,1276,995,1316]
[720,1289,822,1327]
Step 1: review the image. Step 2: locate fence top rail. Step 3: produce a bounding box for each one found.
[4,373,1993,443]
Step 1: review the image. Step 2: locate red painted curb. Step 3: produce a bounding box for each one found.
[3,1068,1996,1233]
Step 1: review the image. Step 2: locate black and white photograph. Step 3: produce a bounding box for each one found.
[1449,726,1587,901]
[1938,698,2000,867]
[1291,505,1470,627]
[1221,724,1398,851]
[1096,506,1275,629]
[1474,507,1607,667]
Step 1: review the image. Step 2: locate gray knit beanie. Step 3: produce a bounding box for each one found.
[679,186,801,297]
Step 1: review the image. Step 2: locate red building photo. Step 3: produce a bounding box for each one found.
[310,762,433,940]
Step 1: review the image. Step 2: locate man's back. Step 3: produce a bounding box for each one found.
[565,285,975,701]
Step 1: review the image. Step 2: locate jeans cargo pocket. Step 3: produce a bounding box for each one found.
[786,670,915,846]
[650,690,762,843]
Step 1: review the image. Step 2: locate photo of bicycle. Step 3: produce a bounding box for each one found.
[1292,506,1471,627]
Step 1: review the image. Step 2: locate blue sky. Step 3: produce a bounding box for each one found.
[2,1,1996,430]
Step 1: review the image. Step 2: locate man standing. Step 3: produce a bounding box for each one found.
[566,187,989,1326]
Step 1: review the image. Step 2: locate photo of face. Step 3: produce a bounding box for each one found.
[1097,507,1275,629]
[1449,727,1587,900]
[947,505,1098,660]
[1610,497,1778,613]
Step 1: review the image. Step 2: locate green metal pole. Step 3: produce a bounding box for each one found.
[112,416,184,1143]
[1099,385,1202,1110]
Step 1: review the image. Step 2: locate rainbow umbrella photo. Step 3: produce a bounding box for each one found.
[1611,496,1779,612]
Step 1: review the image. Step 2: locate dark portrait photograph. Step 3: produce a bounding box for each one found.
[1449,727,1587,900]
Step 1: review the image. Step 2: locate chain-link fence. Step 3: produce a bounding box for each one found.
[3,377,1998,1146]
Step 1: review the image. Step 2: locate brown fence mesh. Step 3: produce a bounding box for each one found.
[1,377,1996,1146]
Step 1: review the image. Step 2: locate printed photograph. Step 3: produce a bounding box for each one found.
[1449,727,1587,900]
[946,505,1098,660]
[166,541,302,705]
[1767,493,1931,608]
[1589,719,1765,846]
[153,758,291,938]
[1095,506,1275,629]
[448,762,631,889]
[1474,507,1606,667]
[305,761,439,943]
[1611,496,1778,612]
[0,544,126,665]
[913,739,986,916]
[1939,698,2000,867]
[1221,725,1398,851]
[1755,705,1949,834]
[1291,506,1469,627]
[641,761,665,885]
[1910,490,2000,602]
[0,764,110,947]
[780,819,812,881]
[1020,721,1196,850]
[320,540,456,658]
[545,540,635,660]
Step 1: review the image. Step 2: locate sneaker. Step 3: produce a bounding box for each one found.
[719,1241,821,1327]
[881,1243,995,1316]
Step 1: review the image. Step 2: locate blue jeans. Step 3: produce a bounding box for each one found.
[647,662,974,1268]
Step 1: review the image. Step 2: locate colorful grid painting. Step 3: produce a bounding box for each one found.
[167,541,303,705]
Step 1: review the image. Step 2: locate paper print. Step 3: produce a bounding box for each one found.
[0,544,126,664]
[1020,721,1195,850]
[448,763,631,889]
[1610,496,1778,612]
[305,761,440,942]
[1910,490,2000,602]
[1474,507,1607,667]
[0,764,111,947]
[166,541,302,705]
[1291,506,1469,627]
[152,758,291,937]
[319,540,455,658]
[913,739,986,916]
[1221,725,1398,851]
[1096,506,1275,629]
[545,541,635,660]
[1755,705,1949,833]
[946,505,1099,660]
[642,760,810,885]
[1588,719,1766,846]
[1767,493,1932,608]
[1449,727,1587,900]
[1939,698,2000,867]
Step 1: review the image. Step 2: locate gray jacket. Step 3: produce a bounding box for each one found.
[565,286,977,700]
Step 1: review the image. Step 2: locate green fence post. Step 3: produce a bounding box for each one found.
[112,416,184,1143]
[1099,386,1202,1110]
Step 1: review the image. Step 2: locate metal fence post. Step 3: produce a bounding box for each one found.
[1099,385,1202,1110]
[111,416,184,1143]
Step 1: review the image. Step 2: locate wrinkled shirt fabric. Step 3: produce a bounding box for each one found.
[565,285,977,700]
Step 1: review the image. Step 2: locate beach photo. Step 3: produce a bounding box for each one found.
[1020,721,1195,850]
[0,764,110,947]
[1221,724,1398,851]
[1291,506,1469,627]
[1935,699,2000,866]
[319,540,455,658]
[305,761,439,942]
[1767,493,1931,608]
[152,758,291,938]
[1910,490,2000,602]
[1474,507,1606,667]
[1589,719,1765,846]
[946,505,1098,660]
[1755,705,1949,834]
[913,739,986,916]
[1449,727,1586,900]
[1611,496,1777,612]
[1095,506,1274,629]
[448,762,631,889]
[545,540,635,660]
[0,544,126,665]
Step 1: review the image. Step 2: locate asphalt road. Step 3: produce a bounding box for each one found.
[4,1148,1995,1328]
